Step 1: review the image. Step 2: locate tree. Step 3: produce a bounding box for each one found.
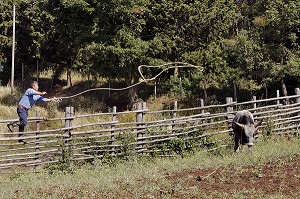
[222,30,264,95]
[42,0,95,87]
[168,0,242,101]
[250,0,300,97]
[0,0,20,83]
[17,0,49,75]
[0,0,13,65]
[77,0,161,109]
[0,0,50,83]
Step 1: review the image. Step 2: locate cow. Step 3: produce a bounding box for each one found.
[232,110,263,152]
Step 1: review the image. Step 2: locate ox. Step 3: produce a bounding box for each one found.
[232,110,263,152]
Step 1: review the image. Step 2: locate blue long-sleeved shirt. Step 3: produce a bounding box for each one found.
[18,88,47,109]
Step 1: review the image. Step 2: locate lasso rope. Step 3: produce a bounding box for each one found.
[53,62,203,101]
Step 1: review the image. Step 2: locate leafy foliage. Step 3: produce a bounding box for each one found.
[0,0,299,103]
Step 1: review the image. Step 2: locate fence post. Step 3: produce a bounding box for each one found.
[64,106,74,140]
[200,99,206,124]
[226,97,234,134]
[142,102,147,152]
[142,102,147,124]
[226,97,233,113]
[111,106,117,154]
[136,102,144,153]
[64,106,74,160]
[200,99,205,114]
[276,90,280,106]
[295,88,300,103]
[252,96,257,113]
[294,88,300,117]
[136,102,143,130]
[172,101,177,133]
[35,110,40,162]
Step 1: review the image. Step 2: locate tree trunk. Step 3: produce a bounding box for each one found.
[280,77,289,104]
[233,81,237,102]
[52,67,64,88]
[88,70,90,89]
[203,79,208,103]
[128,86,138,110]
[174,67,178,77]
[67,68,73,88]
[127,76,139,110]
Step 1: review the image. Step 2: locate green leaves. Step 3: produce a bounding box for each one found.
[0,0,299,101]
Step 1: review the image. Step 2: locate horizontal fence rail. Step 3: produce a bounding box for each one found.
[1,88,300,171]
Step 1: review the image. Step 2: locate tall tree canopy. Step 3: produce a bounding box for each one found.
[0,0,299,105]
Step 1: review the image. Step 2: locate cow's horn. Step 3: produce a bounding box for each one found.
[234,121,244,128]
[254,119,263,128]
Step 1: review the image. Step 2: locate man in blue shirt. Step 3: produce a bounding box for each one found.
[17,81,55,143]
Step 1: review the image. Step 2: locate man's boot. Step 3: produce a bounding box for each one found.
[18,125,26,144]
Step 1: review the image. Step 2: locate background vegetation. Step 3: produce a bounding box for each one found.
[0,0,299,110]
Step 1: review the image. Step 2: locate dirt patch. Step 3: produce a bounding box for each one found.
[164,154,300,198]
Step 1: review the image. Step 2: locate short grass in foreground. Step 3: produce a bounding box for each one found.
[0,136,299,198]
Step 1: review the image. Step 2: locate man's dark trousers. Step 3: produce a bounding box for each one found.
[17,106,28,142]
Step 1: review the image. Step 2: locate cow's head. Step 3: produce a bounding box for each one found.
[234,120,263,147]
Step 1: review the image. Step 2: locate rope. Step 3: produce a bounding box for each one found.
[50,97,62,103]
[9,62,201,130]
[53,62,203,101]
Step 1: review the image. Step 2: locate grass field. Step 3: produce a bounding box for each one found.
[0,136,299,198]
[1,77,300,198]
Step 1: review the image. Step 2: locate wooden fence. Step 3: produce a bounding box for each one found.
[1,88,300,171]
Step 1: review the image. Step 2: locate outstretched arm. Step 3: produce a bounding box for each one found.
[35,91,47,95]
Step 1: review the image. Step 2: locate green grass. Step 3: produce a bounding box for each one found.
[1,82,300,198]
[0,137,299,198]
